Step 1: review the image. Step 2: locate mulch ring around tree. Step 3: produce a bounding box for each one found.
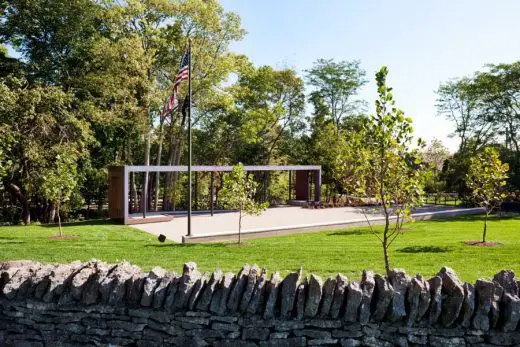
[48,235,80,240]
[463,240,503,247]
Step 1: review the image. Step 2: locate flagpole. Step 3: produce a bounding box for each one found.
[187,40,192,237]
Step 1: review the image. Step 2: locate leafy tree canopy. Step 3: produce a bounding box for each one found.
[306,58,367,129]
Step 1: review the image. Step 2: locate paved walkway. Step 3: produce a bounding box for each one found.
[130,205,483,243]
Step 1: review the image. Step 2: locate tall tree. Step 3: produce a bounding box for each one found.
[473,62,520,188]
[1,0,246,216]
[154,0,246,209]
[231,64,305,165]
[436,78,494,154]
[422,139,451,172]
[421,139,450,194]
[0,78,91,224]
[306,59,367,129]
[0,0,102,87]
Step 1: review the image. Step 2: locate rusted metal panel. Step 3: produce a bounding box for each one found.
[108,166,125,221]
[295,170,309,201]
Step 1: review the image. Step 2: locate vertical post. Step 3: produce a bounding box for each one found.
[307,171,312,201]
[142,172,147,219]
[142,128,151,219]
[262,172,267,202]
[194,171,199,211]
[187,40,192,237]
[314,169,322,202]
[288,170,292,201]
[123,167,129,225]
[210,171,214,216]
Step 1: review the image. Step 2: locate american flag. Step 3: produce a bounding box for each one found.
[161,49,190,118]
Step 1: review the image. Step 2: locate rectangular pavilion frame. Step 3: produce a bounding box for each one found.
[108,165,321,225]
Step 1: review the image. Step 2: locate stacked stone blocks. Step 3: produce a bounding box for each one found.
[1,260,520,346]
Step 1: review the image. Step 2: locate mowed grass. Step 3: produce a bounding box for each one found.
[0,215,519,282]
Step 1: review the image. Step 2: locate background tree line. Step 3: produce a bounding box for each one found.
[436,62,520,195]
[0,0,518,225]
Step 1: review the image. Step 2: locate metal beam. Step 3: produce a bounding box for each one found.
[210,172,214,216]
[125,165,321,173]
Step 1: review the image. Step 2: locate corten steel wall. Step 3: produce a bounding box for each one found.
[2,260,520,346]
[295,171,309,201]
[107,166,125,221]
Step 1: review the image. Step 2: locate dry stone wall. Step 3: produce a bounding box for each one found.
[1,260,520,346]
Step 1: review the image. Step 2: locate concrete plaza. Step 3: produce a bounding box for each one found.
[130,205,484,243]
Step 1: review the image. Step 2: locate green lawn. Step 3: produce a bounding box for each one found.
[1,215,519,282]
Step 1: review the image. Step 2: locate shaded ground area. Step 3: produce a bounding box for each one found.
[0,214,519,282]
[131,205,479,242]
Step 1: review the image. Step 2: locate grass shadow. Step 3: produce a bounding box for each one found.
[424,214,520,223]
[144,242,228,249]
[397,245,452,253]
[39,219,117,228]
[328,229,377,236]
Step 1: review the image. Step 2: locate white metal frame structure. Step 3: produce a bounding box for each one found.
[111,165,322,225]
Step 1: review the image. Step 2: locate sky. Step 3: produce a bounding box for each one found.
[220,0,520,152]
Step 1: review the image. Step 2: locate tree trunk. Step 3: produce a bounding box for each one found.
[130,172,138,213]
[154,120,165,211]
[238,208,242,244]
[215,173,224,208]
[383,214,391,275]
[142,128,151,214]
[170,134,184,210]
[85,198,92,219]
[97,194,103,215]
[22,199,30,225]
[483,212,488,243]
[194,172,198,210]
[148,177,154,211]
[163,136,175,211]
[57,200,63,237]
[163,126,183,211]
[48,201,56,224]
[7,182,30,224]
[210,172,215,216]
[262,172,267,202]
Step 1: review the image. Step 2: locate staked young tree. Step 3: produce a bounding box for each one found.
[358,67,427,275]
[40,150,80,237]
[219,164,268,244]
[466,147,509,243]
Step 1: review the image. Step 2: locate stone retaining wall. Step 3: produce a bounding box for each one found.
[1,260,520,346]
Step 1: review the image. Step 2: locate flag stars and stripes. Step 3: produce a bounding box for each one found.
[161,49,190,118]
